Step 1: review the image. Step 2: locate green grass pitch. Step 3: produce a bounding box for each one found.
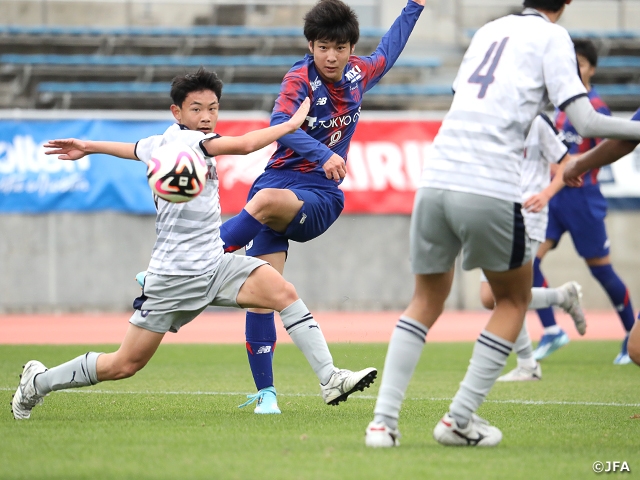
[1,341,637,480]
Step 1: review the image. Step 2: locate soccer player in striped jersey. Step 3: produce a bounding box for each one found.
[479,113,586,382]
[218,0,425,414]
[366,0,640,449]
[532,39,636,364]
[14,70,377,421]
[563,107,640,367]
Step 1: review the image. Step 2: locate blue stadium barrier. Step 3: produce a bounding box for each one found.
[595,84,640,96]
[0,25,387,38]
[598,56,640,68]
[37,81,282,95]
[1,53,442,69]
[37,81,453,96]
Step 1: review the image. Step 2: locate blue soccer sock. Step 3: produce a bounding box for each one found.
[533,257,558,328]
[589,264,636,332]
[245,311,277,391]
[220,209,263,253]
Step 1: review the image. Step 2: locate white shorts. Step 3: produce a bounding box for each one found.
[410,188,531,274]
[480,239,540,282]
[130,253,267,334]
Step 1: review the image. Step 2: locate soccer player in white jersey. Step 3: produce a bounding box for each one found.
[479,113,586,382]
[365,0,640,448]
[12,69,377,420]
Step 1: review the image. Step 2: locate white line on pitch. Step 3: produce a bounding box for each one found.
[2,387,639,408]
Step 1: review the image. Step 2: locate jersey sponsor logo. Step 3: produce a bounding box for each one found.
[316,97,328,106]
[245,239,253,251]
[345,65,363,83]
[310,76,322,92]
[562,130,583,145]
[256,345,272,354]
[329,131,342,147]
[299,213,307,224]
[305,108,361,130]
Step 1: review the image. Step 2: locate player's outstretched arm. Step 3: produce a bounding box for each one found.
[203,98,310,157]
[44,139,137,161]
[411,0,425,5]
[563,139,639,186]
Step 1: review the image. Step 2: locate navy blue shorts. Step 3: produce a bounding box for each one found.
[546,185,609,259]
[244,169,345,257]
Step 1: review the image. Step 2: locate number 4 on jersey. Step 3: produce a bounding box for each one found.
[468,37,509,98]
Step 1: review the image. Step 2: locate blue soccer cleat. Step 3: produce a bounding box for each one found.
[238,386,281,414]
[135,271,147,288]
[533,331,570,361]
[614,335,631,365]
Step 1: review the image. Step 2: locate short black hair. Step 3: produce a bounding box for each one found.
[573,38,598,67]
[522,0,567,12]
[303,0,359,46]
[170,68,223,107]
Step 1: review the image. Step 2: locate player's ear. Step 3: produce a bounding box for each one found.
[170,104,181,122]
[350,44,355,54]
[308,41,314,54]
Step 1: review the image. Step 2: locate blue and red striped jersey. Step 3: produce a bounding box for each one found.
[555,87,611,186]
[266,0,423,181]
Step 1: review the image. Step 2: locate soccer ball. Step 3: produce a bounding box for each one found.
[147,142,208,203]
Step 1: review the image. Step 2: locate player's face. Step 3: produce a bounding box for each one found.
[309,40,355,83]
[576,54,596,87]
[170,89,219,134]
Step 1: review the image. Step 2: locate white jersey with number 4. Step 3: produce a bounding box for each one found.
[522,114,568,243]
[421,9,587,203]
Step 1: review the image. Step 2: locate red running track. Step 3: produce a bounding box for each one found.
[0,310,626,345]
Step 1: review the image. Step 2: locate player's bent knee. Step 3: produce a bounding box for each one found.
[628,335,640,366]
[280,281,299,306]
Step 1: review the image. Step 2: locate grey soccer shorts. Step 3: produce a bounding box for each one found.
[130,253,267,334]
[410,188,531,274]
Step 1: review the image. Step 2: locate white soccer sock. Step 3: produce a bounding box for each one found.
[529,287,562,310]
[514,320,536,369]
[279,299,335,385]
[449,330,513,429]
[373,316,428,430]
[34,352,102,395]
[544,325,562,335]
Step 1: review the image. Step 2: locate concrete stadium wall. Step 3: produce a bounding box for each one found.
[2,211,639,313]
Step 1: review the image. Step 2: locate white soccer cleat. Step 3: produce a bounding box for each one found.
[12,360,48,420]
[496,363,542,382]
[365,421,400,447]
[558,281,586,336]
[321,367,377,406]
[433,413,502,447]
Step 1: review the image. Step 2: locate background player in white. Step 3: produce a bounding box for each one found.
[365,0,640,448]
[12,71,376,420]
[479,114,585,382]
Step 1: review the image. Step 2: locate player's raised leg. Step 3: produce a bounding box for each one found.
[12,324,164,420]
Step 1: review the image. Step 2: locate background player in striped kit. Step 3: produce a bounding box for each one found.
[479,113,586,382]
[533,39,636,364]
[365,0,640,449]
[218,0,426,414]
[563,106,640,366]
[17,70,377,421]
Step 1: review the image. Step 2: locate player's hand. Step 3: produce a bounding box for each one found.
[411,0,426,5]
[562,158,584,187]
[523,192,550,213]
[43,138,89,161]
[287,98,311,132]
[322,153,347,182]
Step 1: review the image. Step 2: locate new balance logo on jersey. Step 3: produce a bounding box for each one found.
[256,346,272,354]
[310,76,322,92]
[345,65,362,83]
[316,97,327,106]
